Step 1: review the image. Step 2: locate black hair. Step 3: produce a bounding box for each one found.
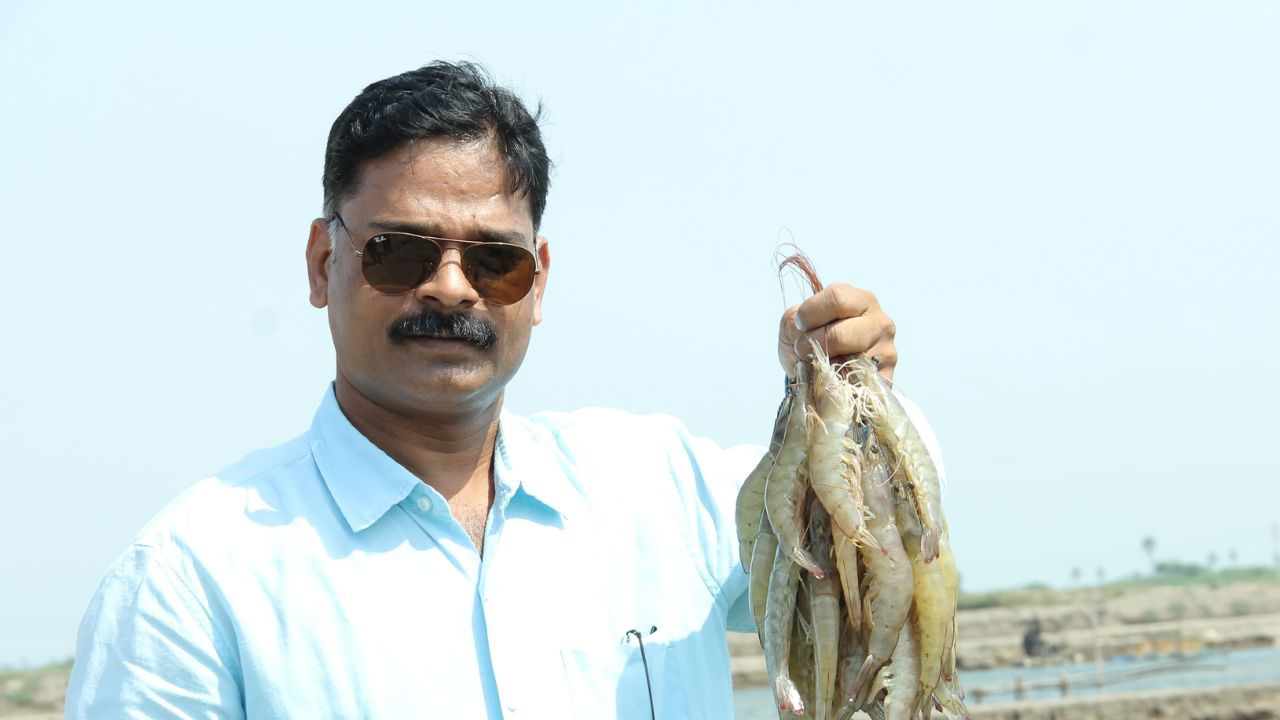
[322,61,551,230]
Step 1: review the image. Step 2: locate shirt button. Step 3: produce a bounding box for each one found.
[416,497,433,512]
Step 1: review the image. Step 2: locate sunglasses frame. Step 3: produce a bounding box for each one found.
[331,212,541,305]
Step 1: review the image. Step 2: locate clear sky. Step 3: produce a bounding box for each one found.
[2,1,1277,666]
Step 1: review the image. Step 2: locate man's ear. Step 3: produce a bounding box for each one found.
[531,235,550,326]
[306,218,333,309]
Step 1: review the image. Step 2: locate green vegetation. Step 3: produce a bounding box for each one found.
[1107,564,1278,590]
[0,657,73,708]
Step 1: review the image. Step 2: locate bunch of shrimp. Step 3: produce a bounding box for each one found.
[736,251,967,720]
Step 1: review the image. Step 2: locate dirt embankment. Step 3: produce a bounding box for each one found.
[0,663,66,720]
[957,580,1280,668]
[969,681,1280,720]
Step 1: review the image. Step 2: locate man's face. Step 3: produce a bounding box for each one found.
[305,137,549,417]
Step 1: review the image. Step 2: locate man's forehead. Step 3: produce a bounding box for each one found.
[348,138,534,233]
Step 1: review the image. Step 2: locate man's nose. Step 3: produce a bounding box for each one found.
[414,248,480,309]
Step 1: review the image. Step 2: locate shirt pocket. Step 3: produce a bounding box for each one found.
[560,638,676,720]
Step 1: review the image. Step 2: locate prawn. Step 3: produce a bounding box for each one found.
[764,535,806,714]
[881,618,922,720]
[853,355,945,563]
[894,483,951,713]
[749,509,779,643]
[765,365,824,577]
[807,348,880,553]
[849,440,915,708]
[790,572,817,717]
[833,621,868,720]
[738,393,793,569]
[807,501,840,720]
[832,529,862,638]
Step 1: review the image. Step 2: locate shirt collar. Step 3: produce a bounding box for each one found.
[494,409,583,519]
[309,385,581,533]
[309,385,422,533]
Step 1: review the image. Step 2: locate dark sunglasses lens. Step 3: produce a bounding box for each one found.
[463,244,537,305]
[362,234,440,293]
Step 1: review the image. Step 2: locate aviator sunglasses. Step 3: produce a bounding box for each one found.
[332,213,540,305]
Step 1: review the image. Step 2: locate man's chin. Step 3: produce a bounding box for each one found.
[388,367,502,412]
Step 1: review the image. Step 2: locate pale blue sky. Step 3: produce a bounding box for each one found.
[2,1,1277,665]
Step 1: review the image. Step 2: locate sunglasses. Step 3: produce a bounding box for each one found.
[333,213,540,306]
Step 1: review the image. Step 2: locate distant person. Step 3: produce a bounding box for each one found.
[1024,616,1045,657]
[66,61,933,718]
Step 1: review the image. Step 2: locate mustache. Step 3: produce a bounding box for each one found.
[387,308,498,350]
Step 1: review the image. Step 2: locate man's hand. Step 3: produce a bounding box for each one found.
[778,284,898,383]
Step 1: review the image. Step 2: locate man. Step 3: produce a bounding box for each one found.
[67,62,909,718]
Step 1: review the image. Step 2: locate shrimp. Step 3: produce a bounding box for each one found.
[788,573,819,712]
[853,355,945,563]
[764,539,805,714]
[926,540,962,717]
[939,614,965,706]
[765,365,824,577]
[765,248,965,718]
[881,618,922,720]
[737,393,792,569]
[849,440,915,709]
[894,484,952,711]
[807,502,840,720]
[833,621,867,720]
[750,510,779,642]
[807,348,879,553]
[832,529,862,638]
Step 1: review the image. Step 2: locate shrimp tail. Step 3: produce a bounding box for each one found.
[850,654,891,710]
[775,676,806,715]
[793,547,825,579]
[920,527,940,565]
[932,683,969,719]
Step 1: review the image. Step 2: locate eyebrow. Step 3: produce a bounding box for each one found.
[365,219,529,246]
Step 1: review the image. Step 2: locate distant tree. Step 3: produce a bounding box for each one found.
[1228,548,1238,565]
[1096,566,1105,585]
[1207,551,1219,570]
[1142,536,1157,573]
[1071,566,1082,586]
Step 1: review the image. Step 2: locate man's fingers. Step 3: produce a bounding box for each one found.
[794,284,876,332]
[864,339,898,384]
[796,314,889,359]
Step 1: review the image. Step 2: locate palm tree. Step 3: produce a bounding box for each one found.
[1141,536,1157,575]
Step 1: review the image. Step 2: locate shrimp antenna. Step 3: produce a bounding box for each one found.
[776,246,825,295]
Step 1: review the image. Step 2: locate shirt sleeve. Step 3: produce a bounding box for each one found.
[668,425,767,635]
[893,386,948,487]
[65,543,245,719]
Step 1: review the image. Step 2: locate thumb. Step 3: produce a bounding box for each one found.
[778,306,802,376]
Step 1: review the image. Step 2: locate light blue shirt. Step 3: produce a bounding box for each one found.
[67,387,767,719]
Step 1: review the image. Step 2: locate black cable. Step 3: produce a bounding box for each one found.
[625,627,658,720]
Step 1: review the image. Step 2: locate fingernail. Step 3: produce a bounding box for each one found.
[793,314,804,331]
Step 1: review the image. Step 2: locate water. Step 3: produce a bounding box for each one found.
[731,646,1280,718]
